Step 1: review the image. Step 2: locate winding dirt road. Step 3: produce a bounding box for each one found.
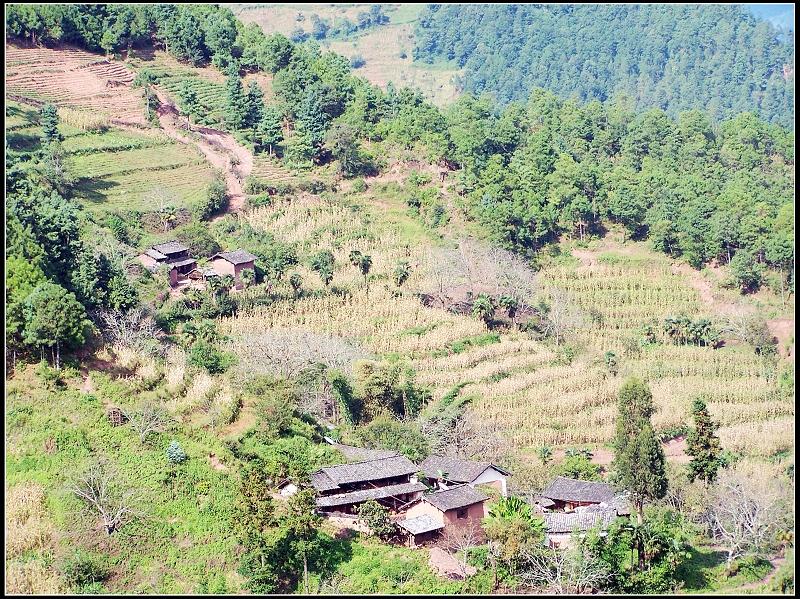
[152,88,253,218]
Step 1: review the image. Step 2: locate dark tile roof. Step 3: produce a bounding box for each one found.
[543,507,617,534]
[324,438,399,462]
[310,471,340,492]
[541,477,617,504]
[316,481,426,508]
[152,241,188,255]
[424,484,488,512]
[420,455,510,483]
[397,514,444,535]
[212,249,258,265]
[312,455,418,488]
[144,248,168,260]
[533,494,556,509]
[167,258,197,269]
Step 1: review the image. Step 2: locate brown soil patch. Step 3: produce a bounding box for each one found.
[151,88,253,218]
[428,547,476,579]
[208,453,228,472]
[662,435,691,464]
[767,318,795,360]
[6,43,147,126]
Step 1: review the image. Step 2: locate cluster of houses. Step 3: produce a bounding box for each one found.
[138,241,257,291]
[281,440,629,549]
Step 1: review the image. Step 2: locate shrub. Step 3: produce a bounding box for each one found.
[194,175,228,220]
[61,551,108,590]
[726,251,763,293]
[351,178,367,193]
[357,500,397,540]
[166,440,187,464]
[187,342,236,374]
[175,222,221,257]
[350,54,366,69]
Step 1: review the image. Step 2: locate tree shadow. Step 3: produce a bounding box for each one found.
[676,545,727,591]
[74,177,120,204]
[312,531,355,581]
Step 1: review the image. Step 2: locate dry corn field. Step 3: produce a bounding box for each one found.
[222,191,793,457]
[6,43,146,126]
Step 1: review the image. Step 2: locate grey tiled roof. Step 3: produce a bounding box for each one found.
[212,249,258,265]
[543,508,617,534]
[420,455,510,483]
[310,471,340,492]
[316,481,426,508]
[144,248,168,260]
[325,438,399,462]
[312,455,418,488]
[424,484,488,512]
[541,477,617,504]
[397,514,444,535]
[152,241,188,255]
[167,258,196,269]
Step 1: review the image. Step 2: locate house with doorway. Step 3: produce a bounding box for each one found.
[397,484,489,548]
[211,249,257,290]
[537,476,629,515]
[420,455,511,497]
[138,241,197,287]
[310,455,426,516]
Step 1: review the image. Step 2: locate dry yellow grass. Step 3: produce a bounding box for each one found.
[5,482,53,559]
[5,560,63,595]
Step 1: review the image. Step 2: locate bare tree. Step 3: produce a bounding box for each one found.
[97,308,161,353]
[439,415,510,463]
[705,467,791,569]
[147,187,178,232]
[125,403,169,443]
[70,460,138,535]
[226,329,369,380]
[438,521,484,578]
[519,545,612,594]
[536,289,586,346]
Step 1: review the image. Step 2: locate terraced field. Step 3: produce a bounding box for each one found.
[220,183,793,460]
[7,101,215,214]
[6,43,146,126]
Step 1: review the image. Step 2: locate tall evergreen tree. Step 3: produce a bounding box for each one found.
[612,377,667,524]
[686,397,722,485]
[224,66,247,130]
[40,103,63,145]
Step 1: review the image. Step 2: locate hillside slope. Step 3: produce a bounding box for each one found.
[413,4,795,125]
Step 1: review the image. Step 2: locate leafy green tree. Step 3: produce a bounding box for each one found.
[256,106,284,156]
[482,495,545,569]
[612,378,666,525]
[393,261,411,288]
[310,250,335,288]
[472,293,496,325]
[23,282,91,369]
[685,397,722,485]
[558,455,602,481]
[727,251,764,293]
[177,81,199,129]
[356,500,397,540]
[353,415,429,461]
[40,103,63,144]
[283,489,322,594]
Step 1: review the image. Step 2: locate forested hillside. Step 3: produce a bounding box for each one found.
[413,4,795,126]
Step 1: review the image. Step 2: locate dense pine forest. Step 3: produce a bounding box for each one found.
[5,3,795,596]
[413,4,795,127]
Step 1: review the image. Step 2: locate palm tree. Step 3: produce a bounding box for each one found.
[472,293,496,326]
[393,261,411,288]
[499,294,519,326]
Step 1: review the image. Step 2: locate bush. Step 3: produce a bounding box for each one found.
[194,175,228,220]
[167,440,187,464]
[175,222,221,257]
[350,54,366,69]
[351,178,367,193]
[187,342,236,374]
[357,500,397,540]
[61,551,108,590]
[726,251,764,293]
[247,193,272,209]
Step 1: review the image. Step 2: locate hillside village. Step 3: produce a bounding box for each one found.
[4,3,795,596]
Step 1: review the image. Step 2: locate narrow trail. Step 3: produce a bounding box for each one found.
[152,88,253,219]
[736,555,786,592]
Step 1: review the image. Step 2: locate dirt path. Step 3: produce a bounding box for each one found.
[152,88,253,219]
[735,556,787,592]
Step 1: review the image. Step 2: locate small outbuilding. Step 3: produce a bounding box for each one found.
[211,249,257,290]
[398,484,489,547]
[420,455,511,497]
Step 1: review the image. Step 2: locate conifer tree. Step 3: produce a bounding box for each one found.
[612,377,667,524]
[40,103,63,144]
[244,80,265,132]
[224,65,247,130]
[686,397,722,485]
[256,106,284,156]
